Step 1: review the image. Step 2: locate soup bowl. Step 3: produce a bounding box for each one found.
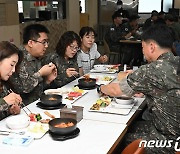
[40,94,62,106]
[114,96,134,105]
[49,118,77,135]
[78,78,96,88]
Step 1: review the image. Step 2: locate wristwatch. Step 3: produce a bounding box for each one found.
[97,84,103,94]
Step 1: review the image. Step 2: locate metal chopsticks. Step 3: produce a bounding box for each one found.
[71,73,77,79]
[20,102,32,116]
[7,89,32,116]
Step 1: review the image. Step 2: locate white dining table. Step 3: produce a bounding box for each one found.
[62,72,145,125]
[0,117,127,154]
[0,71,145,154]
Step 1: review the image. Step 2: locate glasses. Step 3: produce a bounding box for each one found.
[69,45,80,51]
[32,39,49,46]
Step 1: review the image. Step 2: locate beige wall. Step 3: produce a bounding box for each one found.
[66,0,80,33]
[86,0,98,29]
[0,0,18,26]
[19,20,67,53]
[0,0,20,46]
[174,0,180,8]
[0,25,20,46]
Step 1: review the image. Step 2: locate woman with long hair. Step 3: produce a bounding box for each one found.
[0,41,22,120]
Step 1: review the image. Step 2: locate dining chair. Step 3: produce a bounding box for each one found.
[121,139,145,154]
[103,39,121,64]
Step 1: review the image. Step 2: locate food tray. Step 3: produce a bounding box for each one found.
[90,65,118,74]
[89,99,136,115]
[89,75,116,85]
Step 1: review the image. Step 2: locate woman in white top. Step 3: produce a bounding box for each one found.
[77,26,108,75]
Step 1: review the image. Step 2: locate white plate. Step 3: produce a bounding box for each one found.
[90,69,117,74]
[26,122,49,139]
[90,75,116,85]
[44,88,71,95]
[6,115,30,130]
[62,90,88,104]
[90,65,118,74]
[3,111,57,140]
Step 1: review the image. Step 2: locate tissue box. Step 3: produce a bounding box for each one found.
[60,106,83,122]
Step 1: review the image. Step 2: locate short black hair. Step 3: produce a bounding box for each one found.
[117,0,123,5]
[151,10,158,17]
[129,14,140,22]
[79,26,96,38]
[141,24,175,49]
[164,14,175,22]
[112,11,122,20]
[23,24,49,44]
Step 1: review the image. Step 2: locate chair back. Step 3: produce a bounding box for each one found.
[121,139,145,154]
[103,39,111,55]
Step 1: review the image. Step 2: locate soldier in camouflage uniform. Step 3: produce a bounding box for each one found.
[100,25,180,153]
[0,41,22,120]
[120,14,143,65]
[10,24,57,105]
[43,31,81,88]
[104,11,123,63]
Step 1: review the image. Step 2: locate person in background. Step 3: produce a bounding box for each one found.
[116,0,130,23]
[165,14,180,56]
[143,10,158,31]
[43,31,81,88]
[155,11,166,25]
[121,14,140,40]
[77,26,108,75]
[105,11,123,54]
[120,14,142,65]
[10,24,57,105]
[79,1,82,13]
[99,24,180,153]
[0,41,23,120]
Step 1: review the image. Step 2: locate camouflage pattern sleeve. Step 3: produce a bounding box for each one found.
[43,53,79,88]
[53,58,79,88]
[0,98,10,120]
[18,60,43,93]
[119,77,136,97]
[127,64,165,95]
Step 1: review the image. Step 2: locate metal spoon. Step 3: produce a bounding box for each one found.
[0,130,25,135]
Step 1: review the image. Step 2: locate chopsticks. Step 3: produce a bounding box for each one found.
[71,74,77,79]
[21,102,32,115]
[7,89,32,116]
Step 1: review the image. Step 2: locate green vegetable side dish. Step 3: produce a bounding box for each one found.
[36,114,42,121]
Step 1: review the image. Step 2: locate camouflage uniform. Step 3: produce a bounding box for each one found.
[10,47,49,105]
[119,52,180,153]
[43,53,79,88]
[0,83,11,120]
